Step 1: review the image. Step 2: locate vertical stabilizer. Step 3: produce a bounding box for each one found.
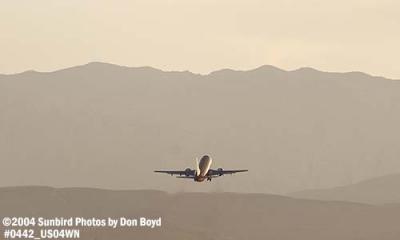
[195,157,200,176]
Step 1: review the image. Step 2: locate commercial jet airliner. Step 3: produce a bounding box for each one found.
[154,155,248,182]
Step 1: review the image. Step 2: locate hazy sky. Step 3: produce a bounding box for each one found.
[1,0,399,78]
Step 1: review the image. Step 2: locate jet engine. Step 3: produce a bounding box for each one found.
[217,168,223,176]
[185,168,192,176]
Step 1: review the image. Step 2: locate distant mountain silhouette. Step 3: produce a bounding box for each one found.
[289,173,400,204]
[1,186,400,240]
[1,62,400,194]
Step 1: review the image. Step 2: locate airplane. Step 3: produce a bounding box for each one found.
[154,155,248,182]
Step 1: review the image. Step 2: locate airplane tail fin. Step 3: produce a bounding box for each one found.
[195,157,200,176]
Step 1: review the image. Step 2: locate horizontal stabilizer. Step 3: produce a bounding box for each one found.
[176,176,194,179]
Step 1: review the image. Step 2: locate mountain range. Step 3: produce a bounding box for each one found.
[1,62,400,194]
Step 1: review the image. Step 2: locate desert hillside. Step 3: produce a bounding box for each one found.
[1,187,400,240]
[289,173,400,204]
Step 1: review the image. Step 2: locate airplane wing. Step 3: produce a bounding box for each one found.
[154,169,195,176]
[207,169,248,176]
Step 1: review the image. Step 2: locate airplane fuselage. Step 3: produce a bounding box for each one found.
[195,155,213,182]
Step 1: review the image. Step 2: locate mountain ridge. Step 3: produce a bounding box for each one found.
[289,173,400,205]
[2,62,400,194]
[1,186,400,240]
[0,62,397,81]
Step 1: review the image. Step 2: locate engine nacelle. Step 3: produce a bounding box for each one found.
[217,168,223,176]
[185,168,192,176]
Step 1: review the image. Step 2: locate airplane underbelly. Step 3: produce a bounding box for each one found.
[199,156,212,177]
